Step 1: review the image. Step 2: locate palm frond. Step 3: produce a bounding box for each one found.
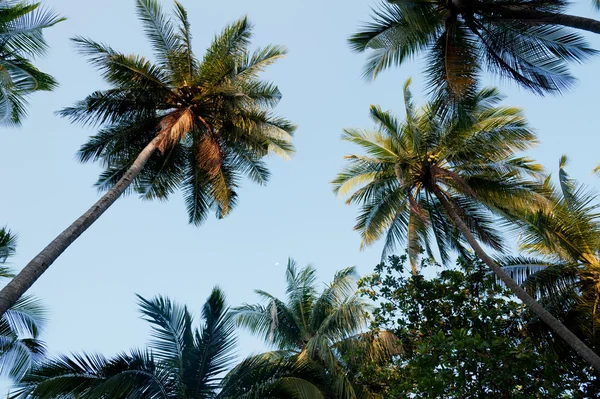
[0,227,17,263]
[184,287,236,397]
[136,294,192,368]
[135,0,180,68]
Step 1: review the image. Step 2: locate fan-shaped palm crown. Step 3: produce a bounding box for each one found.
[351,0,598,98]
[236,260,368,352]
[61,0,295,224]
[333,80,542,272]
[233,260,399,399]
[0,1,64,125]
[13,288,235,399]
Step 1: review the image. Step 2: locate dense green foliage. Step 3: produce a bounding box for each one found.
[358,255,599,398]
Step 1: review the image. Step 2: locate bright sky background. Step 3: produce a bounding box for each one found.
[1,0,599,383]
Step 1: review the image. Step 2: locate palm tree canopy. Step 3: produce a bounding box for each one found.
[501,157,600,352]
[233,260,399,399]
[0,0,64,125]
[219,355,327,399]
[0,227,46,381]
[12,287,235,399]
[60,0,295,224]
[351,0,597,99]
[235,259,368,352]
[333,80,544,269]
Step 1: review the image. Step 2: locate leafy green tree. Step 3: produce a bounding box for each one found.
[358,255,597,398]
[13,288,236,399]
[332,80,600,370]
[233,259,399,399]
[503,157,600,359]
[0,0,63,125]
[0,0,294,317]
[0,227,46,382]
[351,0,598,99]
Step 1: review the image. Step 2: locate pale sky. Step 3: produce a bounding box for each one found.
[1,0,599,379]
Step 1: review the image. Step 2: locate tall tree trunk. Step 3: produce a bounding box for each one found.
[489,5,600,34]
[0,137,160,317]
[431,185,600,372]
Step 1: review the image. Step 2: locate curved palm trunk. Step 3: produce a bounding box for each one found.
[431,186,600,372]
[0,137,160,318]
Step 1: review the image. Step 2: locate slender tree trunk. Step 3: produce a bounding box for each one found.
[431,185,600,372]
[487,5,600,34]
[0,137,160,317]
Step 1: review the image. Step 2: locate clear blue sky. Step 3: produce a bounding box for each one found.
[0,0,599,369]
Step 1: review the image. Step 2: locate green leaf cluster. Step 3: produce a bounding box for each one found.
[358,255,599,398]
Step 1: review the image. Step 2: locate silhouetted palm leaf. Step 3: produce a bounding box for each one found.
[13,288,235,399]
[352,0,598,98]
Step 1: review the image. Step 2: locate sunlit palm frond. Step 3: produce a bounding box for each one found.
[135,0,180,68]
[71,36,171,92]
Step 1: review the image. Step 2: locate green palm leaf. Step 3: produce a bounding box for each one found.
[137,294,192,369]
[352,0,598,97]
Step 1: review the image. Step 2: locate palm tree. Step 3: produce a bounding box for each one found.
[13,288,235,399]
[503,157,600,357]
[233,259,399,399]
[0,227,46,382]
[351,0,598,99]
[220,355,328,399]
[0,0,64,125]
[332,80,600,371]
[0,0,294,317]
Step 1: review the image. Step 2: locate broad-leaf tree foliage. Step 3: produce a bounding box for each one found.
[13,288,236,399]
[332,80,600,370]
[233,259,399,399]
[358,255,598,398]
[0,0,294,318]
[504,157,600,360]
[0,228,45,382]
[351,0,598,99]
[0,0,63,125]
